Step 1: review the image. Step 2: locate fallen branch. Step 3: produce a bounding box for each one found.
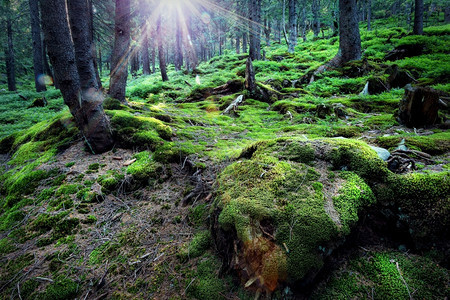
[221,95,244,115]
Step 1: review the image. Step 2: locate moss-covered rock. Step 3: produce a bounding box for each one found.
[213,138,381,293]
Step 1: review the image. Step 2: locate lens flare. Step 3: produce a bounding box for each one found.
[37,74,53,86]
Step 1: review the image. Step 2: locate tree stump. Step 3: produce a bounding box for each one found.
[397,85,440,127]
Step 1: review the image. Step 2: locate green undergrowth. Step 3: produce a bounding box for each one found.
[312,250,449,299]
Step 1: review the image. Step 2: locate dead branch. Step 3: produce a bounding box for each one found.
[221,95,244,115]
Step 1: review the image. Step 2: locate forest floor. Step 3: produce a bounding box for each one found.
[0,21,449,299]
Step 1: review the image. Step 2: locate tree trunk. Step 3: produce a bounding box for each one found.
[337,0,362,63]
[157,16,169,81]
[29,0,46,92]
[5,17,16,92]
[445,7,450,23]
[264,18,271,46]
[367,0,372,31]
[109,0,131,103]
[130,47,139,77]
[288,0,297,53]
[88,0,102,89]
[300,7,307,41]
[236,31,241,54]
[413,0,424,35]
[312,0,321,37]
[42,39,55,88]
[175,14,183,71]
[243,31,248,53]
[40,0,114,153]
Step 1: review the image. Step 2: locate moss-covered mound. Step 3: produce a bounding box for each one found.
[213,138,382,293]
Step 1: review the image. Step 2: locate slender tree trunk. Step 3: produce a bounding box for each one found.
[445,7,450,23]
[413,0,424,34]
[109,0,131,103]
[264,18,271,46]
[300,7,307,41]
[130,47,139,77]
[5,17,16,91]
[157,16,168,81]
[337,0,361,63]
[243,31,248,53]
[175,14,183,71]
[288,0,297,53]
[88,0,102,89]
[40,0,114,153]
[98,36,103,76]
[236,30,241,54]
[312,0,321,37]
[29,0,46,92]
[142,31,151,75]
[249,0,262,60]
[367,0,372,31]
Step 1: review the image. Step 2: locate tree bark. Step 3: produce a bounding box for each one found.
[337,0,361,63]
[413,0,424,35]
[40,0,114,153]
[288,0,297,53]
[29,0,46,92]
[5,17,16,91]
[157,16,169,81]
[312,0,321,37]
[248,0,262,60]
[109,0,131,103]
[367,0,372,31]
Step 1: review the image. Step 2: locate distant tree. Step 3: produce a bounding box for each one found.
[29,0,46,92]
[287,0,297,53]
[109,0,131,103]
[5,14,16,91]
[175,12,183,71]
[446,7,450,23]
[367,0,372,31]
[40,0,114,153]
[413,0,424,34]
[312,0,321,37]
[157,16,168,81]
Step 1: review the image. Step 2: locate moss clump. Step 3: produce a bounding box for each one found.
[333,172,375,234]
[107,110,172,149]
[374,171,449,249]
[38,278,78,300]
[312,251,449,299]
[97,170,125,193]
[126,151,164,186]
[186,255,230,300]
[0,238,15,254]
[178,230,212,261]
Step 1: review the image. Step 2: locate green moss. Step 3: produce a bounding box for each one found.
[215,138,388,286]
[179,230,211,261]
[312,251,449,299]
[0,238,15,254]
[87,163,100,172]
[97,170,125,193]
[186,254,230,300]
[374,171,449,247]
[38,278,78,300]
[376,132,450,155]
[126,151,164,186]
[107,110,172,149]
[333,172,375,234]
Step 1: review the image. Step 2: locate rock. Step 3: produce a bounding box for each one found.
[397,85,440,128]
[369,145,390,161]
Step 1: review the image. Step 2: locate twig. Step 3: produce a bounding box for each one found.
[395,261,412,300]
